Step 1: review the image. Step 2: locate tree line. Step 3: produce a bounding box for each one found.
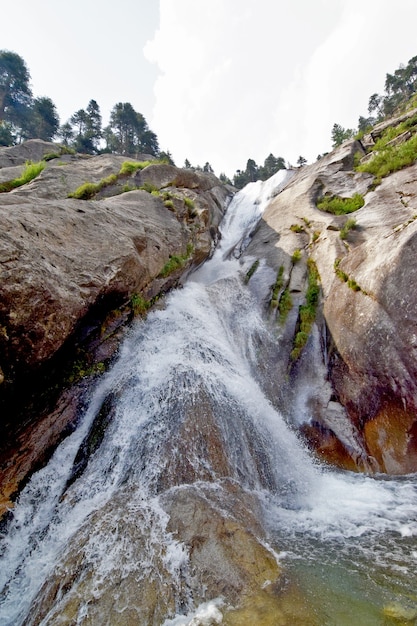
[0,49,293,184]
[0,50,160,158]
[331,54,417,148]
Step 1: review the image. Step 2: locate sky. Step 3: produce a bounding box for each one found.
[2,0,417,177]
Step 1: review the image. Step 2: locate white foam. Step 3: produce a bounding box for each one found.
[163,599,224,626]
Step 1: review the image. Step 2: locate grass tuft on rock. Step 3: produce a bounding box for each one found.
[0,160,46,193]
[119,160,153,175]
[316,193,364,215]
[291,259,320,360]
[357,133,417,185]
[158,243,194,278]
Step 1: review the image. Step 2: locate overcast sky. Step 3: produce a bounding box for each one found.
[3,0,417,176]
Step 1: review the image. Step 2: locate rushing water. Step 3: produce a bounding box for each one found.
[1,171,417,625]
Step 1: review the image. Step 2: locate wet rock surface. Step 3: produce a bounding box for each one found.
[244,116,417,473]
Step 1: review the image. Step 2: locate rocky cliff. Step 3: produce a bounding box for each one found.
[0,141,233,513]
[243,109,417,474]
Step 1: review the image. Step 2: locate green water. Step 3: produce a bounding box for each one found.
[280,538,417,625]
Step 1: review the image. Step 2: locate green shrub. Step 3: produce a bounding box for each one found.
[278,288,292,323]
[312,230,320,242]
[43,146,75,160]
[164,199,174,209]
[18,160,46,184]
[244,259,260,284]
[119,160,153,175]
[66,359,105,384]
[0,160,46,193]
[43,152,60,161]
[68,172,118,199]
[159,255,184,277]
[184,196,195,209]
[347,278,361,291]
[68,181,100,199]
[334,258,364,292]
[130,293,150,315]
[292,248,302,263]
[0,181,14,193]
[291,259,320,360]
[353,151,363,168]
[140,182,160,194]
[59,145,76,155]
[316,193,364,215]
[184,196,198,218]
[370,114,417,153]
[290,224,305,233]
[102,173,118,186]
[270,266,284,303]
[159,244,194,278]
[340,218,357,240]
[357,133,417,184]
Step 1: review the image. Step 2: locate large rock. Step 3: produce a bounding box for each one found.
[244,127,417,474]
[0,143,231,390]
[0,141,233,511]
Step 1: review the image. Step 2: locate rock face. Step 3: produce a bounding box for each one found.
[0,140,233,511]
[244,113,417,474]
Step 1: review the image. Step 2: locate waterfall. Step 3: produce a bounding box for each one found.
[1,170,417,625]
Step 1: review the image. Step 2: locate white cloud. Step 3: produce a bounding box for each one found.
[146,0,417,176]
[3,0,417,178]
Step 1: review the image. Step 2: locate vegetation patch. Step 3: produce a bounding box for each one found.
[334,258,367,294]
[290,223,305,233]
[121,183,138,193]
[334,258,349,283]
[278,288,293,323]
[291,259,320,361]
[268,266,293,322]
[316,193,365,215]
[158,243,194,278]
[130,293,151,316]
[0,160,46,193]
[244,259,260,284]
[182,196,196,217]
[68,173,118,199]
[69,158,170,199]
[139,181,160,194]
[43,146,75,161]
[270,266,285,306]
[183,196,195,209]
[119,160,154,175]
[66,359,106,385]
[356,132,417,185]
[373,114,417,151]
[339,218,357,240]
[292,248,302,263]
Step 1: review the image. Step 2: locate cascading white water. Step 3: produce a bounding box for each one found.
[1,169,417,625]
